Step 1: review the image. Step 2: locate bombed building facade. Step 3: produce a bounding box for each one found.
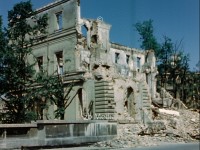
[28,0,157,123]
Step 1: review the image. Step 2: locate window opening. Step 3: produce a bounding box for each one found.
[115,53,120,64]
[126,55,130,64]
[137,57,141,72]
[55,52,63,75]
[81,25,87,38]
[91,35,97,44]
[56,12,62,30]
[37,56,43,72]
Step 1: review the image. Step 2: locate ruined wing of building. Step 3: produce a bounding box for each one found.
[26,0,158,123]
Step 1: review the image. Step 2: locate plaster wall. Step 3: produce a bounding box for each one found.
[25,0,157,122]
[28,0,80,74]
[29,35,77,75]
[36,0,78,34]
[113,78,142,122]
[110,48,145,71]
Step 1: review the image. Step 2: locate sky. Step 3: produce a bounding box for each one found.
[0,0,199,70]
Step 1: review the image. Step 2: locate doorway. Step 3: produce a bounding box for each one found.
[125,87,136,118]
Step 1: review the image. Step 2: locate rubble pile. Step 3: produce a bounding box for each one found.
[91,109,199,148]
[157,109,200,140]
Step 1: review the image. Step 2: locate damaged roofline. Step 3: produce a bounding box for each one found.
[36,0,77,13]
[111,42,148,54]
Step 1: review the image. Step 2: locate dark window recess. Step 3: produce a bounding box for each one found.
[137,57,141,72]
[115,53,120,64]
[91,35,97,43]
[56,52,63,75]
[56,12,62,30]
[37,56,43,71]
[126,55,130,64]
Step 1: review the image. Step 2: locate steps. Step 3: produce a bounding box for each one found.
[141,82,151,109]
[94,80,116,120]
[141,82,152,124]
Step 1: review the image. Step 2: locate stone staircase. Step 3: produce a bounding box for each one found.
[94,80,116,120]
[141,81,152,124]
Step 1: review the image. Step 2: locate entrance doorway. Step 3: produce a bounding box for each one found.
[78,88,87,119]
[125,87,136,118]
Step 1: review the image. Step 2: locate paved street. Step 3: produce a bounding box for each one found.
[39,143,199,150]
[122,143,200,150]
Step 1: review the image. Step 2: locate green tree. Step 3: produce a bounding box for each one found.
[157,36,173,88]
[195,60,200,72]
[179,53,190,101]
[30,73,76,120]
[1,1,48,123]
[134,19,198,108]
[165,39,190,99]
[134,19,160,56]
[0,16,6,93]
[0,16,5,55]
[0,16,7,121]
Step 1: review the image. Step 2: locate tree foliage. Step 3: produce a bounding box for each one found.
[29,72,76,120]
[0,1,48,123]
[0,1,78,123]
[135,19,199,109]
[157,36,173,85]
[135,19,160,56]
[0,16,7,92]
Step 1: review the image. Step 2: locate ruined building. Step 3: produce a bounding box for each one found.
[28,0,157,123]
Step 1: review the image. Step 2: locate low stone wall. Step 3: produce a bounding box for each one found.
[0,120,117,149]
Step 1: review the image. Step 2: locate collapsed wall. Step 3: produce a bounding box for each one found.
[77,17,157,123]
[7,0,157,123]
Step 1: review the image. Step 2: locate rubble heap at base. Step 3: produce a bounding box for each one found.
[91,109,200,148]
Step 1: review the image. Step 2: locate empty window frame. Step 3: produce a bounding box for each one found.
[126,55,130,64]
[115,52,120,64]
[55,52,63,75]
[81,25,88,37]
[137,57,141,71]
[37,56,43,72]
[56,12,63,30]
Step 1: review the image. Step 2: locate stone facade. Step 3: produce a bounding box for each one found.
[28,0,157,123]
[0,120,117,149]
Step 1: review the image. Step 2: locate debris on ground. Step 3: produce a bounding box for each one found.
[90,109,200,148]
